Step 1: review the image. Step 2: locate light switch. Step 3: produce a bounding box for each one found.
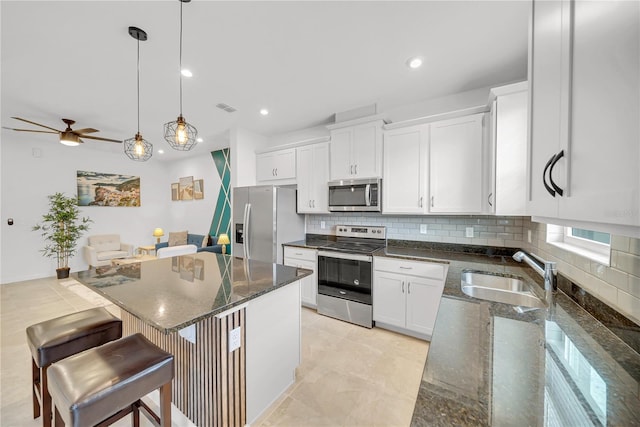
[229,326,241,352]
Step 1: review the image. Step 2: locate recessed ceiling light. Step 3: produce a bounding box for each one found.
[181,69,193,77]
[406,56,423,69]
[158,149,164,154]
[260,108,269,116]
[196,137,203,143]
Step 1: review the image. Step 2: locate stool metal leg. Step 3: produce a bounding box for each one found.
[32,358,40,419]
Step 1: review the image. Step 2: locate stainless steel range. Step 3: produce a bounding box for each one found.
[317,225,386,328]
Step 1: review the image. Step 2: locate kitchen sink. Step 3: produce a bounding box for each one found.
[460,270,545,309]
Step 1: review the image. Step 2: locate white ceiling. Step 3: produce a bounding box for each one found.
[1,1,530,162]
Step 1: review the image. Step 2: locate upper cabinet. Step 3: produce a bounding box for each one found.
[256,148,296,184]
[296,142,330,214]
[528,0,640,232]
[429,114,488,214]
[383,124,429,214]
[489,82,528,216]
[328,119,384,180]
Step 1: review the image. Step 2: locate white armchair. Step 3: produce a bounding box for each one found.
[83,234,134,267]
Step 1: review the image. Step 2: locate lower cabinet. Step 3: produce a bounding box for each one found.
[284,247,317,308]
[373,257,448,338]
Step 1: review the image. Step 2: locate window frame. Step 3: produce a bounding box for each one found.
[546,225,611,266]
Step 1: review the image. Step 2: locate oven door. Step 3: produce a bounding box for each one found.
[317,251,372,305]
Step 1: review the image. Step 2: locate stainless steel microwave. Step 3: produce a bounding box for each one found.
[328,178,381,212]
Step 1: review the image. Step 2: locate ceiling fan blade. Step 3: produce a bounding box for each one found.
[11,117,61,132]
[73,128,99,134]
[81,135,122,143]
[2,126,58,134]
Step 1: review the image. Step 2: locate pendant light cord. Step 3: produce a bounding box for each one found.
[137,36,141,133]
[179,0,183,115]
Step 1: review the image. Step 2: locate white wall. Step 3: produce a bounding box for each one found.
[164,152,222,237]
[229,127,268,189]
[1,138,168,283]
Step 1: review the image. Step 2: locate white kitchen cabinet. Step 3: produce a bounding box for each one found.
[284,247,317,308]
[328,120,384,180]
[429,113,486,214]
[296,142,329,214]
[256,148,296,183]
[373,257,448,338]
[382,124,429,214]
[489,82,528,215]
[528,0,640,232]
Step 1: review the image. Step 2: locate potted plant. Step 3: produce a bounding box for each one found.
[33,192,92,279]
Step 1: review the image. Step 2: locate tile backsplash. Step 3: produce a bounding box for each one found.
[522,218,640,326]
[306,213,640,326]
[306,213,526,248]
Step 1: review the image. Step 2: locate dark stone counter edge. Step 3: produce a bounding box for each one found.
[72,268,313,335]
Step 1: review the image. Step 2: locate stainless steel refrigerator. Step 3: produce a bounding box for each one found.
[232,185,305,264]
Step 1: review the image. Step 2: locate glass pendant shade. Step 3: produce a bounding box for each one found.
[124,132,153,161]
[164,115,197,151]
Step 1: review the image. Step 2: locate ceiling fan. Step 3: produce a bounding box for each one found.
[3,117,122,146]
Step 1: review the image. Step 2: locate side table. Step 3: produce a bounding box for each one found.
[138,245,156,256]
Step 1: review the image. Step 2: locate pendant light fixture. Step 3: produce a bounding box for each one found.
[124,26,153,161]
[164,0,198,151]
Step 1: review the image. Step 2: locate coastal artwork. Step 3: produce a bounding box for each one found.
[77,170,141,207]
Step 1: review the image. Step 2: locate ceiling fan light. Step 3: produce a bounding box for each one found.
[124,132,153,161]
[60,132,80,146]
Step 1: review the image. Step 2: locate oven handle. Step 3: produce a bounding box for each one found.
[318,251,373,263]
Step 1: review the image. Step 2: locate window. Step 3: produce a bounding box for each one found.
[547,225,611,265]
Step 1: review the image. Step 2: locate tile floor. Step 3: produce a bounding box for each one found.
[1,277,428,427]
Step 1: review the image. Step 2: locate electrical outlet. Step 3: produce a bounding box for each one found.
[229,327,241,352]
[465,227,474,238]
[528,229,532,243]
[321,221,326,229]
[420,224,428,234]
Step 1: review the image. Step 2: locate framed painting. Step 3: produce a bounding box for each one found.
[171,183,179,201]
[179,176,194,201]
[194,179,204,200]
[77,170,140,207]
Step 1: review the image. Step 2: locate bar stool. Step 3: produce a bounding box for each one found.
[26,307,122,427]
[47,333,174,427]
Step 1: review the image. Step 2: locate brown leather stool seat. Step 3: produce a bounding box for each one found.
[47,333,174,427]
[26,307,122,427]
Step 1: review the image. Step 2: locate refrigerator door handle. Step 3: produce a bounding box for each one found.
[243,203,252,259]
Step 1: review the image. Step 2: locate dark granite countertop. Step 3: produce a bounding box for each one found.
[283,235,336,249]
[74,252,312,334]
[392,245,640,426]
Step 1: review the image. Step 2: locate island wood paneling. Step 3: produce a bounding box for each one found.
[122,308,246,427]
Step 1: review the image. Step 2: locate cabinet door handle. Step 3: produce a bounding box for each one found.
[431,196,434,207]
[549,150,564,196]
[419,197,423,208]
[408,282,411,294]
[543,154,557,197]
[350,165,353,175]
[488,192,493,207]
[399,266,413,270]
[308,200,312,207]
[312,200,316,208]
[354,164,358,175]
[401,281,405,293]
[275,168,278,176]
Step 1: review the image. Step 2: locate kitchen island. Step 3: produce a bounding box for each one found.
[75,252,312,427]
[381,245,640,426]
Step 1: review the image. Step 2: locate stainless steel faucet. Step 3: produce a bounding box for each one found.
[512,250,557,306]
